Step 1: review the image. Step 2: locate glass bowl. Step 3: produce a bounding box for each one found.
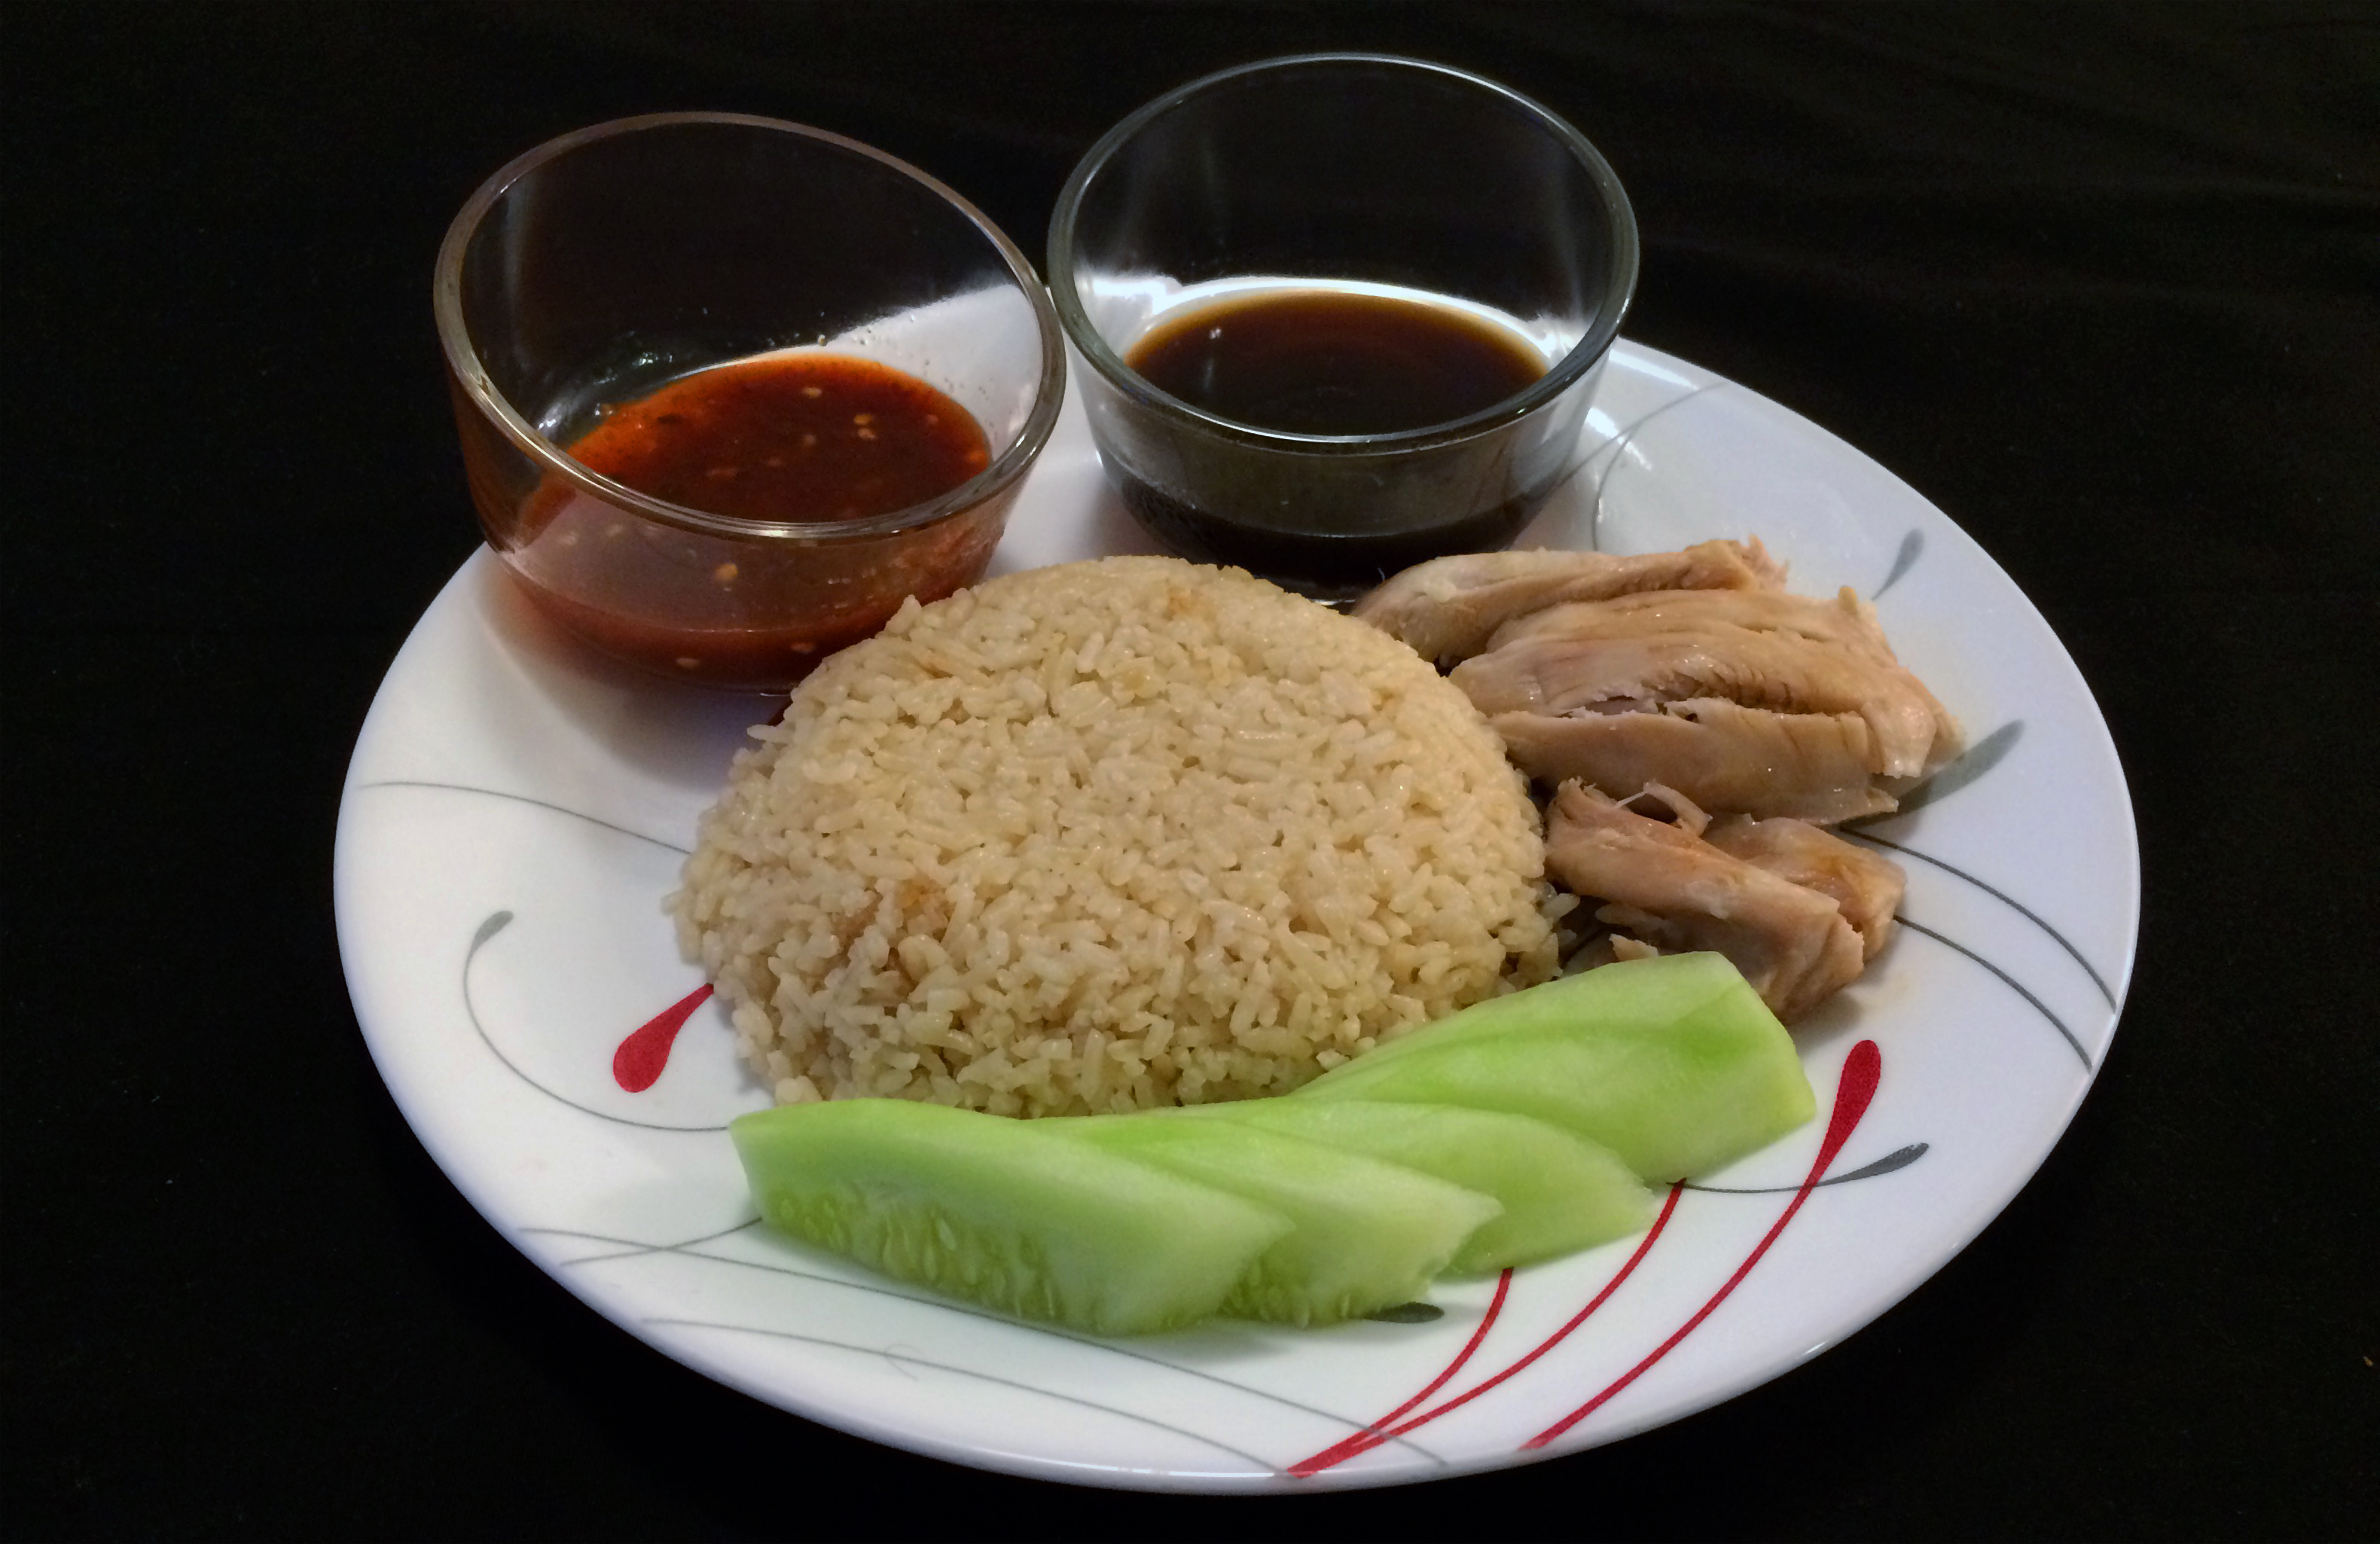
[436,112,1065,690]
[1048,55,1637,601]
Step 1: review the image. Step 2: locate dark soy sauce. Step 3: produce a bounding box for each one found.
[1116,290,1556,597]
[1126,290,1547,435]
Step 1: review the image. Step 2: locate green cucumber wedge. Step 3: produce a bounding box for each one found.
[1295,953,1817,1183]
[1347,952,1750,1069]
[731,1099,1293,1336]
[1050,1117,1502,1326]
[1162,1099,1656,1275]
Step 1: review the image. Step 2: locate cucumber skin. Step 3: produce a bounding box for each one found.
[1356,952,1747,1064]
[1295,954,1817,1183]
[1158,1100,1656,1275]
[1049,1117,1502,1326]
[731,1100,1293,1337]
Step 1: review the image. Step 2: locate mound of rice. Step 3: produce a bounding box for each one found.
[673,555,1562,1117]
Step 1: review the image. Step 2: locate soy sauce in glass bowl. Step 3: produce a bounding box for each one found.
[1049,55,1637,603]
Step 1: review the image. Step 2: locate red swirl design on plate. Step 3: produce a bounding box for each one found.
[1291,1039,1884,1476]
[613,985,714,1092]
[1289,1185,1683,1476]
[1523,1037,1881,1448]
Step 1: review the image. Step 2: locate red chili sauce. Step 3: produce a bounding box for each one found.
[502,354,996,689]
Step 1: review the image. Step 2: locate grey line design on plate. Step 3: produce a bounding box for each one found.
[357,779,692,855]
[645,1317,1284,1471]
[1581,382,1720,553]
[525,1222,1445,1463]
[463,911,732,1134]
[1846,841,2115,1012]
[1894,914,2094,1069]
[1872,529,1924,600]
[1835,725,2116,1012]
[523,1217,764,1266]
[1860,719,2025,823]
[1686,1142,1930,1194]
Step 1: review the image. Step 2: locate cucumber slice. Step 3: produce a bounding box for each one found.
[1295,953,1816,1183]
[731,1099,1293,1336]
[1050,1117,1502,1326]
[1353,951,1747,1066]
[1164,1099,1656,1274]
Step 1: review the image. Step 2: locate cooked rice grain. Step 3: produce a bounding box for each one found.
[673,556,1561,1116]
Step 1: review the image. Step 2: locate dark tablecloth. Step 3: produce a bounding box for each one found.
[10,4,2374,1536]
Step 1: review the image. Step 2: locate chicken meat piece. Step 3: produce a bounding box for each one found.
[1350,539,1784,665]
[1491,700,1899,823]
[1542,780,1866,1023]
[1452,627,1958,780]
[1628,780,1715,837]
[1704,815,1906,960]
[1486,585,1902,665]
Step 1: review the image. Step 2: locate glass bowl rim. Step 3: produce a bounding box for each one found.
[434,111,1067,544]
[1045,53,1640,456]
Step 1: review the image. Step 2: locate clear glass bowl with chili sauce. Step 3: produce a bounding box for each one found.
[435,113,1065,690]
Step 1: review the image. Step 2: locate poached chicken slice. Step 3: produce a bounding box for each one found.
[1491,701,1898,823]
[1543,781,1866,1023]
[1349,539,1783,665]
[1485,586,1901,665]
[1704,814,1906,960]
[1452,627,1957,780]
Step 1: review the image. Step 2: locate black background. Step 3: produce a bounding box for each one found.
[8,4,2375,1536]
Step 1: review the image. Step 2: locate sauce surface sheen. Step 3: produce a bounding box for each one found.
[562,353,989,522]
[502,354,999,688]
[1126,291,1549,436]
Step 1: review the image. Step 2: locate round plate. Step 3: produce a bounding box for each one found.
[334,340,2138,1491]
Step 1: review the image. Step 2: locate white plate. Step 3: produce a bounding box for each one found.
[334,340,2138,1491]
